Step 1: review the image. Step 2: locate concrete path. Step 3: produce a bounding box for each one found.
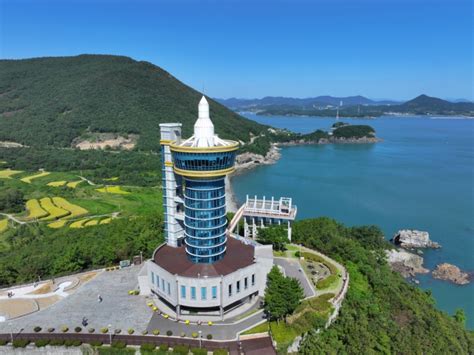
[147,310,267,340]
[274,257,315,298]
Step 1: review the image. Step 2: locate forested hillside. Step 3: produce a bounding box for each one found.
[293,218,473,354]
[0,55,267,151]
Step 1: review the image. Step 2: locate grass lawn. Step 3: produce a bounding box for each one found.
[273,244,300,258]
[241,322,269,335]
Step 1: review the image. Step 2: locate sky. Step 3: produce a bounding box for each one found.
[0,0,472,100]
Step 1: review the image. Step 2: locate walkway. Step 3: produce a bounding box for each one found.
[274,257,315,298]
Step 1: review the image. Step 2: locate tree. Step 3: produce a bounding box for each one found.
[264,266,304,322]
[454,309,466,327]
[257,225,288,251]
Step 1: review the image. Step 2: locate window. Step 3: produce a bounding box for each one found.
[181,285,186,299]
[161,279,165,291]
[167,282,171,295]
[251,274,255,286]
[151,272,155,284]
[212,286,217,299]
[228,284,232,297]
[156,275,160,287]
[237,281,241,293]
[201,287,207,300]
[244,277,248,289]
[191,287,196,300]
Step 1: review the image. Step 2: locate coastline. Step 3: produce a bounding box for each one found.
[227,136,379,211]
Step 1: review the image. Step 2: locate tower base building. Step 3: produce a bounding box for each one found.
[140,97,274,319]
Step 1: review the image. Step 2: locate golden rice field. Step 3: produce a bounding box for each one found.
[52,197,88,218]
[47,220,67,229]
[39,198,70,221]
[25,199,49,220]
[84,219,99,226]
[0,169,23,179]
[21,171,50,183]
[103,177,119,181]
[69,218,89,228]
[47,180,67,187]
[96,186,130,194]
[0,219,8,233]
[100,217,112,224]
[66,180,83,188]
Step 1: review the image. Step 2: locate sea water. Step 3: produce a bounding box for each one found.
[232,114,474,328]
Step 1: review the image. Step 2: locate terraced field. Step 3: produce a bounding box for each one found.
[0,169,23,179]
[47,180,67,187]
[39,197,70,221]
[52,197,88,218]
[25,199,49,219]
[96,186,130,194]
[66,180,83,188]
[21,171,50,183]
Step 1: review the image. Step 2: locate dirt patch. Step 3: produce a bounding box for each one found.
[78,271,98,284]
[73,133,138,151]
[0,141,25,148]
[28,281,53,295]
[0,299,38,319]
[36,295,61,309]
[1,108,23,117]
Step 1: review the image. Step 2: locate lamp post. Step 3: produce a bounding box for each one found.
[198,330,202,348]
[108,324,112,345]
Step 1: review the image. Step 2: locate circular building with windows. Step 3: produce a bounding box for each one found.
[140,97,273,319]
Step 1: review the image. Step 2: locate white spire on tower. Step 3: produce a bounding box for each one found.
[194,96,215,147]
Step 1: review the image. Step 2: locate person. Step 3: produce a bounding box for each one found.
[82,317,88,327]
[98,294,103,303]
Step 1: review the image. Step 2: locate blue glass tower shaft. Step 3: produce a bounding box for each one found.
[184,177,227,263]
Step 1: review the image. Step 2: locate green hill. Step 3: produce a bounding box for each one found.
[0,55,267,151]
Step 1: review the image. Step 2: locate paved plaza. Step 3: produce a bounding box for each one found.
[0,266,152,334]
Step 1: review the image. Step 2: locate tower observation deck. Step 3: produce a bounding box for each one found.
[160,97,238,264]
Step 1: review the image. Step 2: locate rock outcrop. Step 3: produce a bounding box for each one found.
[432,263,471,285]
[235,144,281,171]
[392,229,440,249]
[386,249,429,278]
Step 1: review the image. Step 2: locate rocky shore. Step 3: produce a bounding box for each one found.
[392,229,441,249]
[386,249,429,278]
[432,263,471,285]
[234,143,281,173]
[278,136,380,146]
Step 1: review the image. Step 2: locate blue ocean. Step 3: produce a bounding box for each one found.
[232,114,474,328]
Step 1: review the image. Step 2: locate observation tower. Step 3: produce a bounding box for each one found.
[142,96,273,319]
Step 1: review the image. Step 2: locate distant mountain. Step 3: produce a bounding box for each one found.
[399,94,474,114]
[216,95,400,110]
[240,94,474,118]
[0,55,267,151]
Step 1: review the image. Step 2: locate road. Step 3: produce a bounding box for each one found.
[274,257,315,298]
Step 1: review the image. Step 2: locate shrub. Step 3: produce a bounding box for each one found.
[88,327,95,333]
[47,327,55,333]
[65,340,82,347]
[173,344,189,354]
[141,343,156,351]
[100,327,108,333]
[191,348,207,355]
[206,334,213,340]
[0,339,7,346]
[141,330,148,335]
[33,326,42,332]
[295,251,301,258]
[61,326,69,333]
[114,328,121,334]
[180,332,186,337]
[49,339,65,346]
[213,349,229,355]
[12,339,30,348]
[90,340,103,347]
[166,330,173,336]
[192,332,198,338]
[35,339,50,347]
[128,328,134,334]
[316,274,338,289]
[112,340,127,349]
[74,326,82,333]
[159,344,169,351]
